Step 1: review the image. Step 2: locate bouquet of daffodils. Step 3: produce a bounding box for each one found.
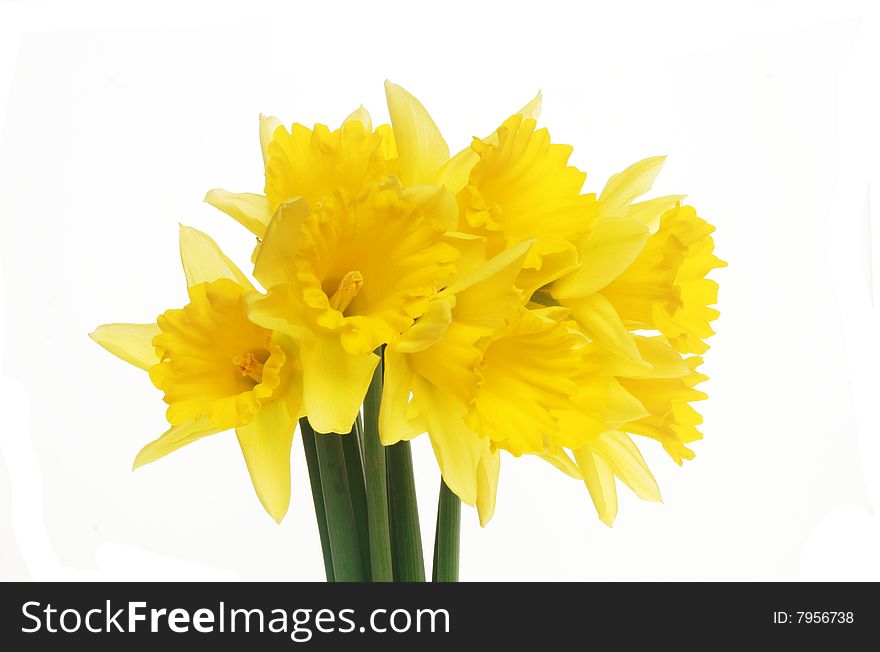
[91,83,724,581]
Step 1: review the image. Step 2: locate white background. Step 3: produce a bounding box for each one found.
[1,0,878,581]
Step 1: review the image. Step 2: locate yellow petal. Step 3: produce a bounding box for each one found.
[393,296,455,354]
[384,81,449,185]
[300,333,379,434]
[519,90,542,120]
[259,114,283,169]
[628,195,685,233]
[253,197,311,290]
[475,449,500,527]
[178,225,255,291]
[204,189,272,237]
[437,148,480,195]
[437,90,543,193]
[599,156,667,219]
[378,349,425,444]
[605,379,650,426]
[414,376,482,506]
[236,398,296,523]
[401,184,458,231]
[551,217,648,299]
[443,238,532,298]
[516,246,581,298]
[90,323,160,371]
[539,446,582,479]
[572,445,618,526]
[133,415,221,469]
[590,432,662,503]
[439,240,532,334]
[247,284,315,343]
[562,293,645,364]
[343,105,372,132]
[598,336,689,379]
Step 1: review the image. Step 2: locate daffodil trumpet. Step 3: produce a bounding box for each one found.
[91,81,723,582]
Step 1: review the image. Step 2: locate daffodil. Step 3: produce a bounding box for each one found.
[541,335,703,525]
[379,240,532,525]
[383,81,542,194]
[545,157,725,362]
[203,109,394,242]
[90,226,303,522]
[457,113,596,292]
[379,237,650,525]
[203,81,542,253]
[433,113,724,525]
[92,83,725,581]
[247,180,459,435]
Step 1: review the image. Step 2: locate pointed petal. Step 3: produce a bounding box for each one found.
[436,148,479,194]
[236,399,296,523]
[591,432,662,503]
[482,90,544,148]
[539,446,582,479]
[441,239,532,330]
[414,377,482,506]
[133,415,222,469]
[563,293,645,364]
[444,238,533,297]
[437,90,542,193]
[384,81,449,185]
[551,217,648,299]
[605,379,649,425]
[179,225,255,291]
[253,197,311,290]
[344,105,373,132]
[204,189,272,237]
[628,195,686,233]
[260,114,283,169]
[402,184,458,231]
[301,334,379,434]
[90,323,160,371]
[598,336,690,379]
[379,349,425,444]
[476,449,500,527]
[246,285,315,343]
[393,297,454,354]
[572,445,618,526]
[517,90,542,122]
[599,156,667,219]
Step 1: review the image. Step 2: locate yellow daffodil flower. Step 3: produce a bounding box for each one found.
[90,226,303,522]
[203,81,542,244]
[545,157,725,361]
[247,180,459,435]
[541,335,701,525]
[379,240,533,525]
[457,114,596,291]
[379,238,650,525]
[204,110,393,240]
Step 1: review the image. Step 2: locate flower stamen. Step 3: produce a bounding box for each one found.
[329,270,364,313]
[233,351,265,383]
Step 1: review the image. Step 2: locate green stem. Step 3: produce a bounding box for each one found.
[299,418,334,581]
[314,428,366,582]
[341,414,371,577]
[432,479,461,582]
[387,440,425,581]
[362,353,394,581]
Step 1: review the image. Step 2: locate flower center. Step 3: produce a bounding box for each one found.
[233,351,265,384]
[329,270,364,313]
